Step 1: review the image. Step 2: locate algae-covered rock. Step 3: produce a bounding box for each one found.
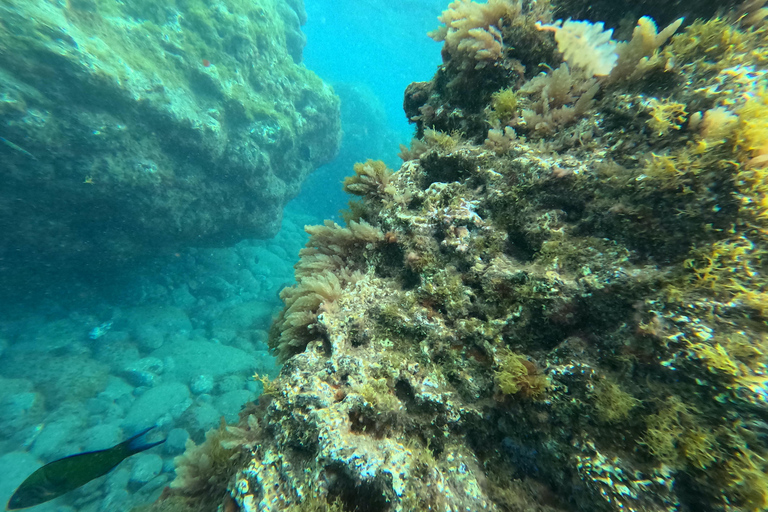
[0,0,340,282]
[157,1,768,512]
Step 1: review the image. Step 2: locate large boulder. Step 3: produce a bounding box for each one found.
[0,0,340,282]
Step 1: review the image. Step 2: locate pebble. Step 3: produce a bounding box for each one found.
[164,428,190,456]
[217,389,255,423]
[79,423,123,452]
[182,402,221,439]
[122,383,191,432]
[29,418,82,459]
[218,374,245,394]
[134,326,165,351]
[190,374,215,395]
[129,453,163,486]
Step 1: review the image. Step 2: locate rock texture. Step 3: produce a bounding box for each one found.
[149,1,768,512]
[0,0,340,279]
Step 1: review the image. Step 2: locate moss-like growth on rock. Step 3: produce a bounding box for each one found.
[0,0,341,291]
[153,2,768,512]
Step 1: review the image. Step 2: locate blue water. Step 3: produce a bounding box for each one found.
[291,0,443,220]
[303,0,443,138]
[0,1,442,510]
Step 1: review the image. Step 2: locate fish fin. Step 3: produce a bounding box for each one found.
[124,426,166,454]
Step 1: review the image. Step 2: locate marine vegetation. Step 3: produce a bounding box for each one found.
[151,0,768,511]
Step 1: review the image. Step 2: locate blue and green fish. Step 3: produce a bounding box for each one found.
[7,426,165,510]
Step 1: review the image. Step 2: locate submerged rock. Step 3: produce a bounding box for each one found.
[189,374,215,395]
[79,423,124,452]
[122,382,191,432]
[129,453,164,487]
[151,339,255,383]
[163,428,190,456]
[0,0,340,285]
[215,389,255,423]
[143,1,768,512]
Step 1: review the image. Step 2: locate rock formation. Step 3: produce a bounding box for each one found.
[0,0,340,283]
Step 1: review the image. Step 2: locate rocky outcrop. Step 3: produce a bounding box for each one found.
[151,1,768,512]
[0,0,340,281]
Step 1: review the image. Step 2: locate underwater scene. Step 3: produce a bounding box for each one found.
[1,0,768,511]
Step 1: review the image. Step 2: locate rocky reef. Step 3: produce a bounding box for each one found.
[153,0,768,511]
[0,0,340,283]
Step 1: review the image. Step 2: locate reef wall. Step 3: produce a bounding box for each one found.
[0,0,340,280]
[156,0,768,511]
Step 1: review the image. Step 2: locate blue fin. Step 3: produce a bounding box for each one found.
[125,425,166,454]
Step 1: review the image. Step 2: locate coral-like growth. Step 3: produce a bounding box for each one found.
[398,138,430,162]
[535,19,618,76]
[484,125,517,153]
[644,98,688,136]
[423,128,464,151]
[170,418,255,508]
[518,63,599,133]
[726,448,768,511]
[535,15,682,81]
[271,270,343,361]
[640,396,716,468]
[608,16,684,83]
[663,17,767,76]
[691,106,739,143]
[591,379,640,423]
[735,87,768,168]
[429,0,522,69]
[494,348,550,398]
[489,87,519,124]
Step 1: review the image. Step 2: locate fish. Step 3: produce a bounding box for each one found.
[0,136,36,160]
[6,426,165,510]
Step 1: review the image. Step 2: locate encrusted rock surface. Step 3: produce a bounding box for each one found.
[153,1,768,512]
[0,0,340,281]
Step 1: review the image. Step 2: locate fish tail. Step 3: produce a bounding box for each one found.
[124,426,166,454]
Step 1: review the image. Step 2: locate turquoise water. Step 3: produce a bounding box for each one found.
[0,1,440,509]
[294,0,443,220]
[4,0,768,510]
